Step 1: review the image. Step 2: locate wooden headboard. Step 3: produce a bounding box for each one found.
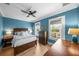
[13,28,28,32]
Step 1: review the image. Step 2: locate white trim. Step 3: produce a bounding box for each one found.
[61,16,65,40]
[48,16,65,40]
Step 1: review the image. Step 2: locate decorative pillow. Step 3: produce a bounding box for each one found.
[14,32,17,35]
[14,32,22,36]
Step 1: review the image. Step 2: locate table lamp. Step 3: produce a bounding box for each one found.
[68,28,79,44]
[6,30,12,35]
[28,29,32,34]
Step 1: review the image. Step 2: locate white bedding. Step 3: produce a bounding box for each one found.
[12,35,37,47]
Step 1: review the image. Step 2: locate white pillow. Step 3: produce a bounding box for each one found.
[21,31,27,36]
[14,32,21,35]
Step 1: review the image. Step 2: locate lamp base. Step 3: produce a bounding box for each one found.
[72,35,78,44]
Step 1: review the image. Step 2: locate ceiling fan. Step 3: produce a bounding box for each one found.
[4,3,37,17]
[21,7,37,17]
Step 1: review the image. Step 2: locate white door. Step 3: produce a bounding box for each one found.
[35,22,40,36]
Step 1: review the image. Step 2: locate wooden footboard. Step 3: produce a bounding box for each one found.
[14,40,37,56]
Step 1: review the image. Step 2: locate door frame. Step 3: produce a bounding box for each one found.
[48,16,65,40]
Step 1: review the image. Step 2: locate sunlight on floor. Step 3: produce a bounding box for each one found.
[50,39,79,55]
[51,39,67,54]
[35,41,42,55]
[17,41,48,56]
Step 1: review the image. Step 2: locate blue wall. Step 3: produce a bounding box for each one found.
[35,7,79,44]
[2,17,33,33]
[40,19,48,31]
[0,16,3,47]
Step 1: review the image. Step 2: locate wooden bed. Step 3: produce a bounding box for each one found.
[13,28,37,56]
[14,40,37,56]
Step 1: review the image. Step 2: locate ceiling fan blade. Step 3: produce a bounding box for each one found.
[32,11,37,14]
[4,3,10,5]
[32,14,36,17]
[26,7,31,12]
[21,7,31,14]
[21,10,28,13]
[27,14,30,17]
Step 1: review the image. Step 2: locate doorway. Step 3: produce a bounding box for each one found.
[49,16,65,41]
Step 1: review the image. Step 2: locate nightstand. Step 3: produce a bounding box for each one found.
[3,35,13,47]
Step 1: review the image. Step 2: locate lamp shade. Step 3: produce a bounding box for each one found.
[28,29,32,33]
[68,28,79,35]
[5,29,13,35]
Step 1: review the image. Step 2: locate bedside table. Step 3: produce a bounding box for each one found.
[3,35,13,47]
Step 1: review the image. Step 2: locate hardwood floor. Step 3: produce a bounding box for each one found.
[0,41,49,56]
[44,39,79,56]
[0,46,14,56]
[0,39,79,56]
[17,42,49,56]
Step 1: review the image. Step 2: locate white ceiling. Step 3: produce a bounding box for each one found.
[0,3,78,22]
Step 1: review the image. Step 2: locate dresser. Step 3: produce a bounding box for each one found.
[39,31,48,45]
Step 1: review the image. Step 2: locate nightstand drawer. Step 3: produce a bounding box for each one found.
[3,35,13,47]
